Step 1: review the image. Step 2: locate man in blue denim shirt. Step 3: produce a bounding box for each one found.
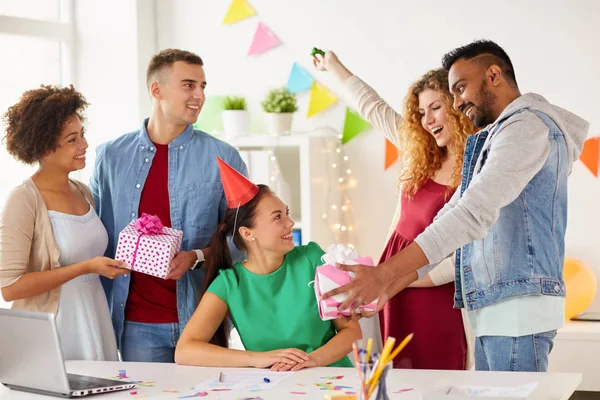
[324,40,588,372]
[90,49,247,362]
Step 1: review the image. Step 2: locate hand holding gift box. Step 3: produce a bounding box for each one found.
[114,213,183,279]
[313,244,377,320]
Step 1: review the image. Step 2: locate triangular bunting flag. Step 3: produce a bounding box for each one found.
[342,107,370,144]
[222,0,256,25]
[579,136,599,177]
[247,22,280,56]
[194,95,225,134]
[385,138,400,170]
[306,81,338,118]
[286,62,314,94]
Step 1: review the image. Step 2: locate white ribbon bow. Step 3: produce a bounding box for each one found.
[320,243,360,266]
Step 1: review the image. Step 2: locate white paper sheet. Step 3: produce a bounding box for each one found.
[192,370,295,392]
[447,382,537,398]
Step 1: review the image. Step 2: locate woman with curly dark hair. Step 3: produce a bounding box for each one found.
[0,85,128,361]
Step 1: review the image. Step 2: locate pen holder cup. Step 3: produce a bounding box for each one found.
[358,361,391,400]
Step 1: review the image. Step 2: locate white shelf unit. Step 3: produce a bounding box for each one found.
[228,130,342,246]
[548,321,600,391]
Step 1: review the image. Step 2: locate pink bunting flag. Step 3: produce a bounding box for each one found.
[247,22,281,56]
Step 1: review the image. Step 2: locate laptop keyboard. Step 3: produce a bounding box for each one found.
[69,379,103,391]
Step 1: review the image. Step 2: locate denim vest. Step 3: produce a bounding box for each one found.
[455,110,568,310]
[90,120,247,348]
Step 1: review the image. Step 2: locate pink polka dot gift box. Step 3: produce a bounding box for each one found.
[114,213,183,279]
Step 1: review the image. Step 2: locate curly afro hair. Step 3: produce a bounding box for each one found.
[2,85,89,164]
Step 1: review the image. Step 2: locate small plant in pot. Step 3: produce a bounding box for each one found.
[261,87,298,135]
[222,96,249,139]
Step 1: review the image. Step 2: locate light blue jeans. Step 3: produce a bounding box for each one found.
[475,330,557,372]
[120,321,180,363]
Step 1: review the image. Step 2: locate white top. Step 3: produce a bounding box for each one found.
[48,206,118,361]
[468,295,565,337]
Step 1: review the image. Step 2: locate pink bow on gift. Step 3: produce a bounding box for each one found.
[134,213,164,235]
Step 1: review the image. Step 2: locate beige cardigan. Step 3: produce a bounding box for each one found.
[0,178,94,314]
[343,75,474,369]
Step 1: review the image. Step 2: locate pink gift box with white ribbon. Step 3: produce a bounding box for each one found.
[313,244,377,320]
[114,213,183,279]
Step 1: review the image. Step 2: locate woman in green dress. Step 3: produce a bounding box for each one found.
[175,159,361,371]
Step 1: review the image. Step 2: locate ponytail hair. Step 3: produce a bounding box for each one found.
[202,184,272,347]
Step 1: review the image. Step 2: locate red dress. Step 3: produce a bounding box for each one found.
[379,179,467,370]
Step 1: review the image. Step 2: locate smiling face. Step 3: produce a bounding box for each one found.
[152,61,207,126]
[40,114,88,172]
[417,88,455,148]
[242,192,296,255]
[448,58,497,128]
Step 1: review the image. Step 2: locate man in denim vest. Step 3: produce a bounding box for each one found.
[324,40,589,371]
[91,49,247,362]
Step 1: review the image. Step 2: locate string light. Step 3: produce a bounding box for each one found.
[261,132,357,250]
[319,134,357,249]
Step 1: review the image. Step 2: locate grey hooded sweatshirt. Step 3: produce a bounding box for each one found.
[414,93,590,269]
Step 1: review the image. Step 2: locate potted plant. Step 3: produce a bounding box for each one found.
[261,87,298,135]
[222,96,249,139]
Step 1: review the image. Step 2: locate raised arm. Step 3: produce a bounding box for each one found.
[314,51,403,146]
[174,292,310,368]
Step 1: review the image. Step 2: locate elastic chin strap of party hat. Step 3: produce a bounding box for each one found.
[232,201,241,239]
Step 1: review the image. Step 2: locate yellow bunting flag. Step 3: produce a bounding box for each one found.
[579,136,599,178]
[306,81,338,118]
[342,107,370,144]
[384,138,399,170]
[222,0,256,25]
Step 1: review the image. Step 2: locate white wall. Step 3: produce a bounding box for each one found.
[154,0,600,309]
[73,0,156,181]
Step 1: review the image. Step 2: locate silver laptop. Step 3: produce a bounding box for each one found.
[0,308,136,397]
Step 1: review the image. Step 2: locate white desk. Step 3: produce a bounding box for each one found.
[548,320,600,391]
[0,361,582,400]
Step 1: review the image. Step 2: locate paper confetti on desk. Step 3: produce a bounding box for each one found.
[315,382,354,391]
[393,388,414,393]
[320,376,344,380]
[179,392,208,398]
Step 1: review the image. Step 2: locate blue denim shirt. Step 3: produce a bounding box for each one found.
[454,110,568,310]
[90,119,247,348]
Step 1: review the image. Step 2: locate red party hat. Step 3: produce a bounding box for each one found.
[216,157,259,208]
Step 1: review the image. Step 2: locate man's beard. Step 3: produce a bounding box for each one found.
[473,81,497,127]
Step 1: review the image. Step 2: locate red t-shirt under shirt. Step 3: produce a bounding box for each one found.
[124,142,178,323]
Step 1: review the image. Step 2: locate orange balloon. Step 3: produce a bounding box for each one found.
[563,258,597,320]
